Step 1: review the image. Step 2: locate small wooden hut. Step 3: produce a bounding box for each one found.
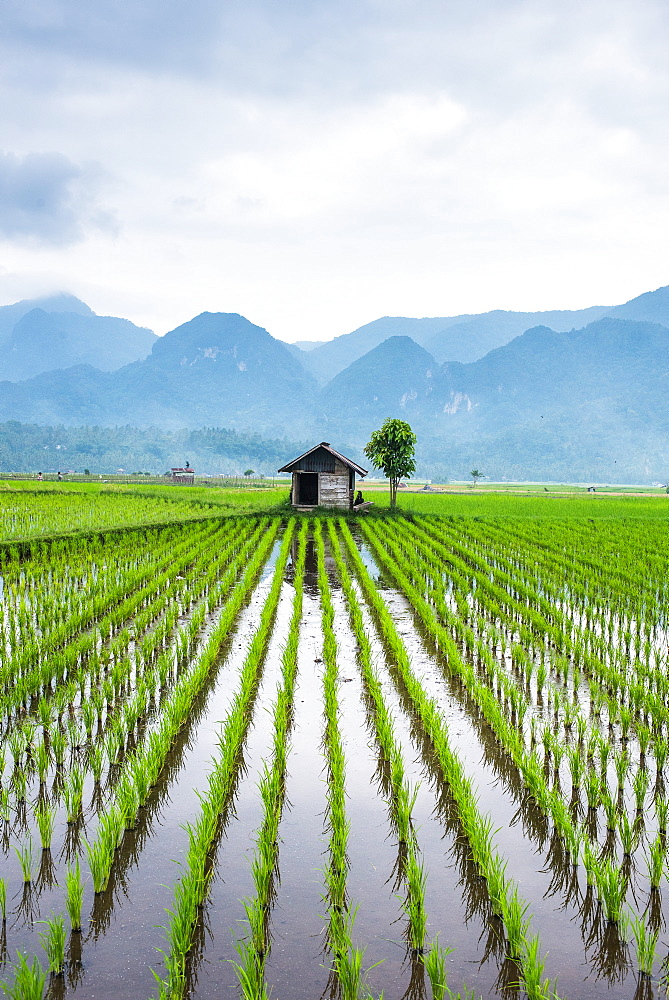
[278,442,367,510]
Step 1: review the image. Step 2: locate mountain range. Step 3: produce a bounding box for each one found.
[0,294,156,381]
[2,285,669,481]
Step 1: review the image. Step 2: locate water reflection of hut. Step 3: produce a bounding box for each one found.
[278,442,367,510]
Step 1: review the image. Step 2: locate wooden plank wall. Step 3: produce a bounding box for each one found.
[319,472,351,509]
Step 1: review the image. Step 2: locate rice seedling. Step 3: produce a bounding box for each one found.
[15,839,33,883]
[38,914,66,975]
[0,879,6,921]
[501,887,531,961]
[0,952,47,1000]
[630,913,658,977]
[633,767,650,813]
[655,795,669,834]
[34,801,56,850]
[597,860,626,923]
[402,853,428,953]
[618,812,639,857]
[0,788,11,823]
[63,767,84,824]
[65,860,84,931]
[422,939,454,1000]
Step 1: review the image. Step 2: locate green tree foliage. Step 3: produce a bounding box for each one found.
[0,422,311,477]
[364,418,417,507]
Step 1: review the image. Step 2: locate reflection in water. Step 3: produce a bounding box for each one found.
[588,920,631,985]
[89,872,130,941]
[400,951,426,1000]
[543,829,580,907]
[36,849,58,892]
[495,955,523,998]
[67,931,84,989]
[644,887,664,934]
[60,817,86,867]
[631,974,655,1000]
[14,882,38,927]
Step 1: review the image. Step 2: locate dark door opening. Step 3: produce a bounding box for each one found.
[298,473,318,505]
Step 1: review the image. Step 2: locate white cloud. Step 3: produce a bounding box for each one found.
[0,0,667,340]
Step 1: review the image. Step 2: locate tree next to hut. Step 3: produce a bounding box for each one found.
[278,442,367,510]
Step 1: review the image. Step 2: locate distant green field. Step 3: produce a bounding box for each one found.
[2,480,668,542]
[0,481,287,541]
[375,489,669,520]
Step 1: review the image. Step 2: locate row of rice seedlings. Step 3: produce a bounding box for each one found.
[0,518,216,676]
[315,522,384,1000]
[340,521,560,1000]
[420,516,669,759]
[366,517,667,977]
[389,519,667,855]
[232,521,307,998]
[1,516,250,725]
[4,534,233,803]
[0,519,229,725]
[327,521,435,960]
[151,519,296,1000]
[361,525,601,867]
[85,518,283,895]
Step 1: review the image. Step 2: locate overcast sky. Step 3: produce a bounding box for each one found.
[0,0,667,342]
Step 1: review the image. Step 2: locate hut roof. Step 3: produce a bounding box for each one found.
[278,442,368,477]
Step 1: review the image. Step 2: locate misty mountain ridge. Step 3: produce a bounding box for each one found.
[0,294,156,382]
[3,284,669,480]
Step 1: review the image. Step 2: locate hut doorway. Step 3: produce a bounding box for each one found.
[297,472,319,505]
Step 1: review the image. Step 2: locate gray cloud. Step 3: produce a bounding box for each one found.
[0,151,111,245]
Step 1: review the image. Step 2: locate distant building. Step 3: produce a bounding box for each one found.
[171,467,195,485]
[278,442,367,509]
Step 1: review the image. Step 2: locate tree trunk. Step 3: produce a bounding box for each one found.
[390,476,397,507]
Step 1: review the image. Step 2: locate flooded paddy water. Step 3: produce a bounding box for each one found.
[0,513,667,999]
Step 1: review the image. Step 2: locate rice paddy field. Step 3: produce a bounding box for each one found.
[0,485,668,999]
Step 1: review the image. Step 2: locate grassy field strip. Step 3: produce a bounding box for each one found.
[0,491,247,543]
[150,519,295,1000]
[363,517,666,981]
[0,520,283,994]
[340,520,562,1000]
[231,521,307,998]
